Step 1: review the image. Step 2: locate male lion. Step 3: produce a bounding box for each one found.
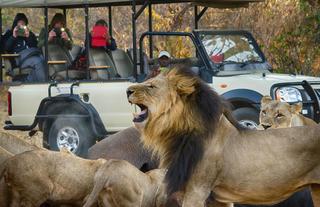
[259,96,317,129]
[83,159,167,207]
[0,149,105,207]
[127,67,320,207]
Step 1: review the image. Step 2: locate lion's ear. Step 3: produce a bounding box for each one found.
[176,78,196,96]
[167,69,197,96]
[291,102,302,114]
[261,96,272,106]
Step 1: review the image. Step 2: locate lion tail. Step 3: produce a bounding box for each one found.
[164,132,204,195]
[83,162,111,207]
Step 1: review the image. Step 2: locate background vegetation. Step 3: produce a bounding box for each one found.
[1,0,320,75]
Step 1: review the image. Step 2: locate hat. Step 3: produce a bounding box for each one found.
[158,51,171,58]
[12,13,28,30]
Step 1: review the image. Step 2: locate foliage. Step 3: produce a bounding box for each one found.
[1,0,319,75]
[268,0,320,75]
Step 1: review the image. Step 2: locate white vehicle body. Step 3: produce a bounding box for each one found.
[8,71,320,132]
[6,29,320,157]
[9,81,134,132]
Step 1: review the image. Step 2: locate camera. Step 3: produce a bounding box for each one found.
[54,27,65,38]
[17,25,27,37]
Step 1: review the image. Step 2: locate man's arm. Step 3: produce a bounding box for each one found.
[3,31,16,52]
[62,28,73,50]
[37,28,45,48]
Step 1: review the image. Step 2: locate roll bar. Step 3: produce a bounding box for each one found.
[0,0,263,82]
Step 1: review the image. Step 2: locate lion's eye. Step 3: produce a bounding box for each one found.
[276,113,284,118]
[261,110,266,116]
[147,84,156,89]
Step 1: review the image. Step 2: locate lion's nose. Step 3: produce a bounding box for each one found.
[126,89,134,98]
[262,124,271,130]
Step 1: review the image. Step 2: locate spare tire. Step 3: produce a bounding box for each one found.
[232,107,259,129]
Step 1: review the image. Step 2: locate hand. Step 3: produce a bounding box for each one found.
[48,29,56,41]
[13,26,19,38]
[61,31,68,40]
[25,27,30,38]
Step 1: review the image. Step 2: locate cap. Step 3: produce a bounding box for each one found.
[158,51,171,58]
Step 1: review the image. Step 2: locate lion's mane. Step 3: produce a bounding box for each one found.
[141,67,242,195]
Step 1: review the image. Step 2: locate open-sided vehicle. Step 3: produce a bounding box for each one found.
[2,0,320,156]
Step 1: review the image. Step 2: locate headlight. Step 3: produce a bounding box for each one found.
[275,87,302,103]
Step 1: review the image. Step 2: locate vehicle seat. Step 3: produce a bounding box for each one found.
[68,45,83,62]
[111,49,133,78]
[211,53,224,63]
[2,55,33,81]
[88,48,117,80]
[44,44,86,80]
[127,48,150,75]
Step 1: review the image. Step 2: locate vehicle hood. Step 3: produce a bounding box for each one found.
[212,72,320,95]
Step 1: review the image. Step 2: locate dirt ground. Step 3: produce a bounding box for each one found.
[0,85,43,147]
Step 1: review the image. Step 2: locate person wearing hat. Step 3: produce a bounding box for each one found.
[3,13,46,82]
[3,13,37,54]
[146,50,172,79]
[158,50,171,72]
[38,13,73,50]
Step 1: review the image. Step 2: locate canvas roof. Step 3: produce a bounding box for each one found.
[0,0,264,8]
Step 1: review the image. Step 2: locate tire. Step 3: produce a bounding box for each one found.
[232,107,259,129]
[48,118,95,157]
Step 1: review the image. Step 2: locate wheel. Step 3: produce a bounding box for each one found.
[48,118,95,157]
[232,107,259,129]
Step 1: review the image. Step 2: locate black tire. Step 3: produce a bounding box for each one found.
[232,107,259,129]
[48,118,95,157]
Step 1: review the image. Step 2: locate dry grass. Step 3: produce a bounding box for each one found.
[0,85,43,148]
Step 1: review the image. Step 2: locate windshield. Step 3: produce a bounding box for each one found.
[200,33,263,64]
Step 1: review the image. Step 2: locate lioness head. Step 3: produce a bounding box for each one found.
[259,96,304,129]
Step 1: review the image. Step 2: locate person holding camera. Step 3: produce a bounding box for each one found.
[2,13,46,82]
[89,19,117,51]
[38,13,73,50]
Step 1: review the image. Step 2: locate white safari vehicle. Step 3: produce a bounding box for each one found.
[2,0,320,156]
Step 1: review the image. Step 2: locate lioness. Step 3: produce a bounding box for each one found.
[127,67,320,207]
[88,127,159,172]
[83,159,167,207]
[0,131,39,154]
[0,146,13,207]
[259,96,317,129]
[0,149,105,207]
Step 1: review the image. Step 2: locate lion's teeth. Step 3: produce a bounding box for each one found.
[133,112,140,118]
[133,109,147,118]
[140,109,147,115]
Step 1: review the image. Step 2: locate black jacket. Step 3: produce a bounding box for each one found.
[3,13,38,53]
[3,29,38,53]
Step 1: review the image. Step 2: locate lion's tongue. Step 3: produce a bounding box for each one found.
[133,109,148,122]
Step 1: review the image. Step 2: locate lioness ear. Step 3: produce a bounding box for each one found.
[291,102,302,114]
[261,96,272,106]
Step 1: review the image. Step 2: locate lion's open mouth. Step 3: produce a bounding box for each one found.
[133,104,149,123]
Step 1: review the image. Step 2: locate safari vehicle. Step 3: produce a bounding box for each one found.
[2,0,320,156]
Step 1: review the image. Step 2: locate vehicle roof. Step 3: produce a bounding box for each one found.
[0,0,263,8]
